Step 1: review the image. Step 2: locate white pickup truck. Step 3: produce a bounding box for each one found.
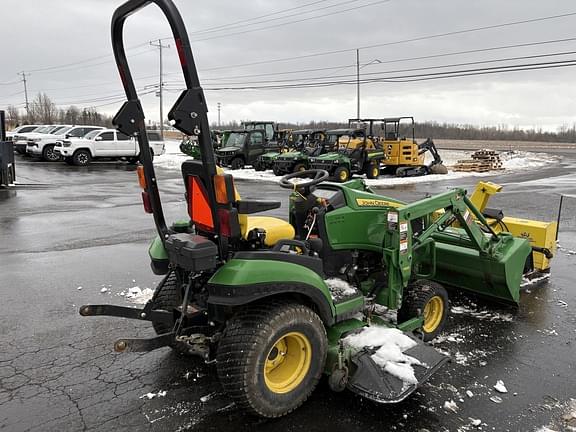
[26,125,103,161]
[54,129,166,166]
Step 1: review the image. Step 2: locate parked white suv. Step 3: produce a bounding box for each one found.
[26,125,104,161]
[54,129,165,166]
[9,125,44,153]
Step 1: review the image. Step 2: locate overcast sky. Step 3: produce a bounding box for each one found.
[1,0,576,130]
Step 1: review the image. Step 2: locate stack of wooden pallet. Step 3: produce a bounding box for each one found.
[453,149,503,172]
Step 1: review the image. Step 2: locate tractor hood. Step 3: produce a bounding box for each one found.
[310,152,342,162]
[277,151,304,160]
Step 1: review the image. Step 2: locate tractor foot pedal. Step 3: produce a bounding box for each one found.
[346,333,448,403]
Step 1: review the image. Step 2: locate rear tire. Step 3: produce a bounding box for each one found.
[254,161,265,171]
[230,157,244,170]
[149,273,191,355]
[397,279,449,342]
[365,161,380,179]
[72,150,91,166]
[272,165,282,176]
[217,302,327,418]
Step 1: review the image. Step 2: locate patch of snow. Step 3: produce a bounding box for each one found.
[154,149,560,187]
[535,427,558,432]
[494,380,508,393]
[325,278,357,300]
[521,273,551,287]
[100,287,108,293]
[77,286,82,290]
[443,400,459,413]
[120,286,155,305]
[430,332,465,345]
[451,305,514,322]
[469,418,482,427]
[466,390,474,398]
[200,392,217,403]
[343,326,423,386]
[490,395,503,404]
[140,390,167,400]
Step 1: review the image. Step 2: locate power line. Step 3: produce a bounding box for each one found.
[169,49,576,86]
[189,0,392,43]
[187,0,334,35]
[199,11,576,72]
[180,58,576,91]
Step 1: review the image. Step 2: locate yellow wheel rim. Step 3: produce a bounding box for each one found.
[264,332,312,394]
[298,166,306,172]
[339,170,348,181]
[422,296,444,333]
[372,166,379,177]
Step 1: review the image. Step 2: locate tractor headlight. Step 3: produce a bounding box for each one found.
[333,160,339,164]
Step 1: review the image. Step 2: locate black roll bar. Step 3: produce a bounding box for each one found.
[111,0,221,252]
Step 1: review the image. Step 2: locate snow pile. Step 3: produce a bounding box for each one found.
[153,146,560,187]
[343,326,423,385]
[119,286,155,304]
[325,278,357,300]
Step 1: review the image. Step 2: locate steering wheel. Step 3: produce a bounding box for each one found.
[279,169,329,190]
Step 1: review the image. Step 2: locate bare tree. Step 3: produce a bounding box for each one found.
[5,105,21,128]
[28,93,58,124]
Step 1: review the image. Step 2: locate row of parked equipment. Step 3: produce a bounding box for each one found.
[6,123,165,165]
[185,117,448,182]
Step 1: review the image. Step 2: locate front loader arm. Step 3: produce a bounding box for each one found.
[379,188,507,308]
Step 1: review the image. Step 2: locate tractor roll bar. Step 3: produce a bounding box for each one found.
[110,0,221,250]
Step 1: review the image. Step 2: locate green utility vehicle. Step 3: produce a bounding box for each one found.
[309,128,385,182]
[253,129,293,172]
[272,129,328,175]
[215,128,268,169]
[81,0,534,419]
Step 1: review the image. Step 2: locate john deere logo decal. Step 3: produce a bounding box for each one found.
[356,198,396,207]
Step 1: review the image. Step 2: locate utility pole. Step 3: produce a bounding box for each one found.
[217,102,221,127]
[18,71,30,119]
[356,49,360,119]
[150,39,170,139]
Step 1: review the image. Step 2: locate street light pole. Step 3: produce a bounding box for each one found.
[356,49,360,119]
[150,39,170,139]
[217,102,221,127]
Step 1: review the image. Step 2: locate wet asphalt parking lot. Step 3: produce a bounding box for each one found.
[1,151,575,432]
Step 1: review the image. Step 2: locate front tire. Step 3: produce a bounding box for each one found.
[72,150,92,166]
[230,157,244,170]
[217,302,327,418]
[397,279,449,342]
[42,144,60,162]
[333,166,350,183]
[293,163,307,173]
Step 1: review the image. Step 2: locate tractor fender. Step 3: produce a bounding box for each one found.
[207,259,335,325]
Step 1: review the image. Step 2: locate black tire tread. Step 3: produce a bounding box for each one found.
[216,301,326,418]
[398,279,449,342]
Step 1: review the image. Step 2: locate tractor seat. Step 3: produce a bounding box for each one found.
[182,161,295,247]
[238,215,295,247]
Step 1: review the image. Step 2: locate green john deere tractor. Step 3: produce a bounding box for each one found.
[273,129,328,175]
[80,0,533,419]
[309,128,385,182]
